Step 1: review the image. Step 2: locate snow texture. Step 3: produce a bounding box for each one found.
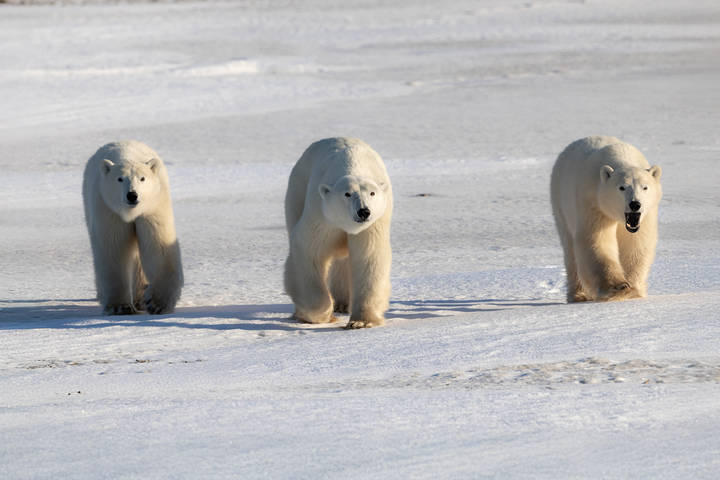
[1,0,720,478]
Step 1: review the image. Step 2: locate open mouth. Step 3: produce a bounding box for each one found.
[625,212,641,233]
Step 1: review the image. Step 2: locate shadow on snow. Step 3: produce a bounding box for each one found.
[0,297,561,330]
[0,301,300,331]
[387,298,562,319]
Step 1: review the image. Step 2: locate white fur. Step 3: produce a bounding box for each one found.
[551,136,662,302]
[82,140,183,314]
[284,137,393,329]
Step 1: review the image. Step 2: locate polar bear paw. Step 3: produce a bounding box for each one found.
[345,316,385,329]
[602,282,640,301]
[104,303,136,315]
[144,292,175,315]
[344,320,373,329]
[145,298,166,314]
[571,292,591,303]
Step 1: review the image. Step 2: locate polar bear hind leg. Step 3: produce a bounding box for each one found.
[132,255,148,312]
[329,257,351,313]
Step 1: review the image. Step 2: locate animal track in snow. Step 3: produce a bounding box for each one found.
[314,358,720,391]
[438,358,720,387]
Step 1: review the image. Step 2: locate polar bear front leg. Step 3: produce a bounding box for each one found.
[345,224,391,329]
[574,225,634,301]
[284,234,337,324]
[135,217,183,314]
[91,218,138,315]
[617,219,658,299]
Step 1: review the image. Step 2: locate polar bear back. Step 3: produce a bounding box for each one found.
[284,137,391,234]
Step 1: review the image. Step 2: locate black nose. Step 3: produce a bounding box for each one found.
[357,207,370,220]
[127,191,138,204]
[629,200,641,212]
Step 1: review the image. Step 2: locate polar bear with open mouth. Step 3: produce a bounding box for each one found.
[551,136,662,302]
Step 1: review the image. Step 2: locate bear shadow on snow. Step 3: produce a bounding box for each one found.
[0,302,326,332]
[387,298,563,319]
[0,299,560,331]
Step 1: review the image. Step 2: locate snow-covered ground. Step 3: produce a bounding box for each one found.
[2,1,720,478]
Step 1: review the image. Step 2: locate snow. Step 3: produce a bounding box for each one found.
[1,0,720,478]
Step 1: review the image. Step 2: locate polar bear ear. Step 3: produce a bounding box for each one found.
[378,181,389,192]
[318,184,332,198]
[648,165,662,180]
[101,159,114,175]
[146,157,159,173]
[600,165,614,182]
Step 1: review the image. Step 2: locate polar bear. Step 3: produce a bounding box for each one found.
[284,137,393,329]
[82,140,183,314]
[551,136,662,302]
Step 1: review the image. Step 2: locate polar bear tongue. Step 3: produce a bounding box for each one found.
[625,212,641,233]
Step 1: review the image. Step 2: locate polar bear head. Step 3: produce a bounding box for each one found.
[319,175,389,234]
[100,158,163,222]
[598,164,662,233]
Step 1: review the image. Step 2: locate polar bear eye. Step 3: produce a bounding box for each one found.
[117,177,123,182]
[140,177,145,182]
[643,186,648,190]
[619,186,625,191]
[370,192,375,196]
[345,192,351,198]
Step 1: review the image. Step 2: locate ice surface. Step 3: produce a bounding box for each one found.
[1,1,720,478]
